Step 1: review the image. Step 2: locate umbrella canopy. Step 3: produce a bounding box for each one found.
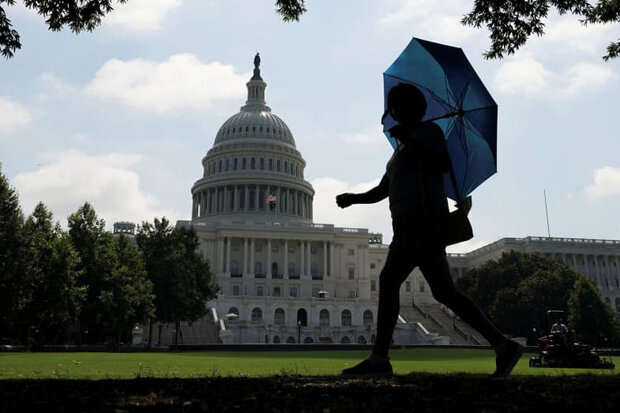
[383,37,498,201]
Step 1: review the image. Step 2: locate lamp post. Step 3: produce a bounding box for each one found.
[297,320,302,344]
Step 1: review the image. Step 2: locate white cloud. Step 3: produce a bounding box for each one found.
[311,176,392,242]
[585,167,620,200]
[494,56,615,98]
[105,0,182,32]
[85,54,250,114]
[542,17,616,56]
[0,97,32,134]
[379,0,476,42]
[13,150,176,228]
[494,56,551,97]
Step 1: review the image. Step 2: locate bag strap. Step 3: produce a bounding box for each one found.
[447,156,461,203]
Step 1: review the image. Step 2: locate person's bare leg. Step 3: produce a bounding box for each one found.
[342,246,415,375]
[419,248,523,376]
[373,248,417,357]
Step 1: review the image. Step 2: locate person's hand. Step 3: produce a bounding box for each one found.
[456,196,472,215]
[336,193,355,208]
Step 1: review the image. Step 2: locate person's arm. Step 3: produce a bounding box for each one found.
[336,174,389,208]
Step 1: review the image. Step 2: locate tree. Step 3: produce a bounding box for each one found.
[0,164,25,340]
[136,218,217,348]
[462,1,620,60]
[19,202,83,349]
[457,251,580,339]
[102,233,154,345]
[568,277,620,346]
[68,202,117,344]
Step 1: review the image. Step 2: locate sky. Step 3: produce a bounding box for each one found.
[1,0,619,253]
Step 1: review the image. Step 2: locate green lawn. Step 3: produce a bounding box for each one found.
[0,348,617,379]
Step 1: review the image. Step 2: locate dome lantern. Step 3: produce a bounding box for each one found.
[242,53,270,113]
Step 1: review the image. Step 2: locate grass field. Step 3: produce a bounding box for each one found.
[1,348,618,379]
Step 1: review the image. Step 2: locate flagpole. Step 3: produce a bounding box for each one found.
[544,190,551,238]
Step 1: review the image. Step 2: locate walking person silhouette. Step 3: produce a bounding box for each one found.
[337,83,523,377]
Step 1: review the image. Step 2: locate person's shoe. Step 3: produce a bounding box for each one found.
[490,339,524,378]
[342,357,393,377]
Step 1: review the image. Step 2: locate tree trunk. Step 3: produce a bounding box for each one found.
[77,321,83,349]
[148,318,154,350]
[174,320,180,350]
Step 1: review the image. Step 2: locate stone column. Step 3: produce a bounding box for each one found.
[306,241,311,275]
[244,185,249,212]
[250,238,255,275]
[323,241,328,277]
[572,254,578,271]
[300,240,305,277]
[267,239,272,278]
[329,241,335,277]
[226,237,231,273]
[243,238,248,274]
[234,186,239,212]
[255,186,260,212]
[217,238,224,273]
[358,245,364,278]
[284,240,289,278]
[593,254,601,286]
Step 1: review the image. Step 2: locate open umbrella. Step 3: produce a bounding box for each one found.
[383,37,498,201]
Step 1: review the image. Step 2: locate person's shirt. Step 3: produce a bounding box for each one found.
[385,121,450,218]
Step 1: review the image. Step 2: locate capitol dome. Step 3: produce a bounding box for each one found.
[191,54,315,224]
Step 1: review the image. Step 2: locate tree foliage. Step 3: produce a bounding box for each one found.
[0,164,25,339]
[457,251,581,339]
[19,202,84,347]
[136,218,217,346]
[102,234,154,344]
[568,277,620,345]
[462,0,620,60]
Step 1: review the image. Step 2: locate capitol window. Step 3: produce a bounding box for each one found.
[225,159,229,171]
[242,158,247,169]
[269,159,273,170]
[348,266,355,280]
[341,310,352,326]
[256,285,264,296]
[419,281,425,293]
[370,263,376,269]
[273,286,281,297]
[290,286,298,297]
[371,280,377,291]
[277,160,281,172]
[274,308,285,325]
[260,158,264,169]
[347,249,354,256]
[319,309,330,326]
[218,160,222,172]
[405,281,411,292]
[251,158,255,169]
[234,158,238,170]
[232,284,240,296]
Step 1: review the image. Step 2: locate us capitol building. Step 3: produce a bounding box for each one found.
[150,56,620,346]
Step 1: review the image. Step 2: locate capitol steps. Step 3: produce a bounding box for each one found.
[399,303,488,346]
